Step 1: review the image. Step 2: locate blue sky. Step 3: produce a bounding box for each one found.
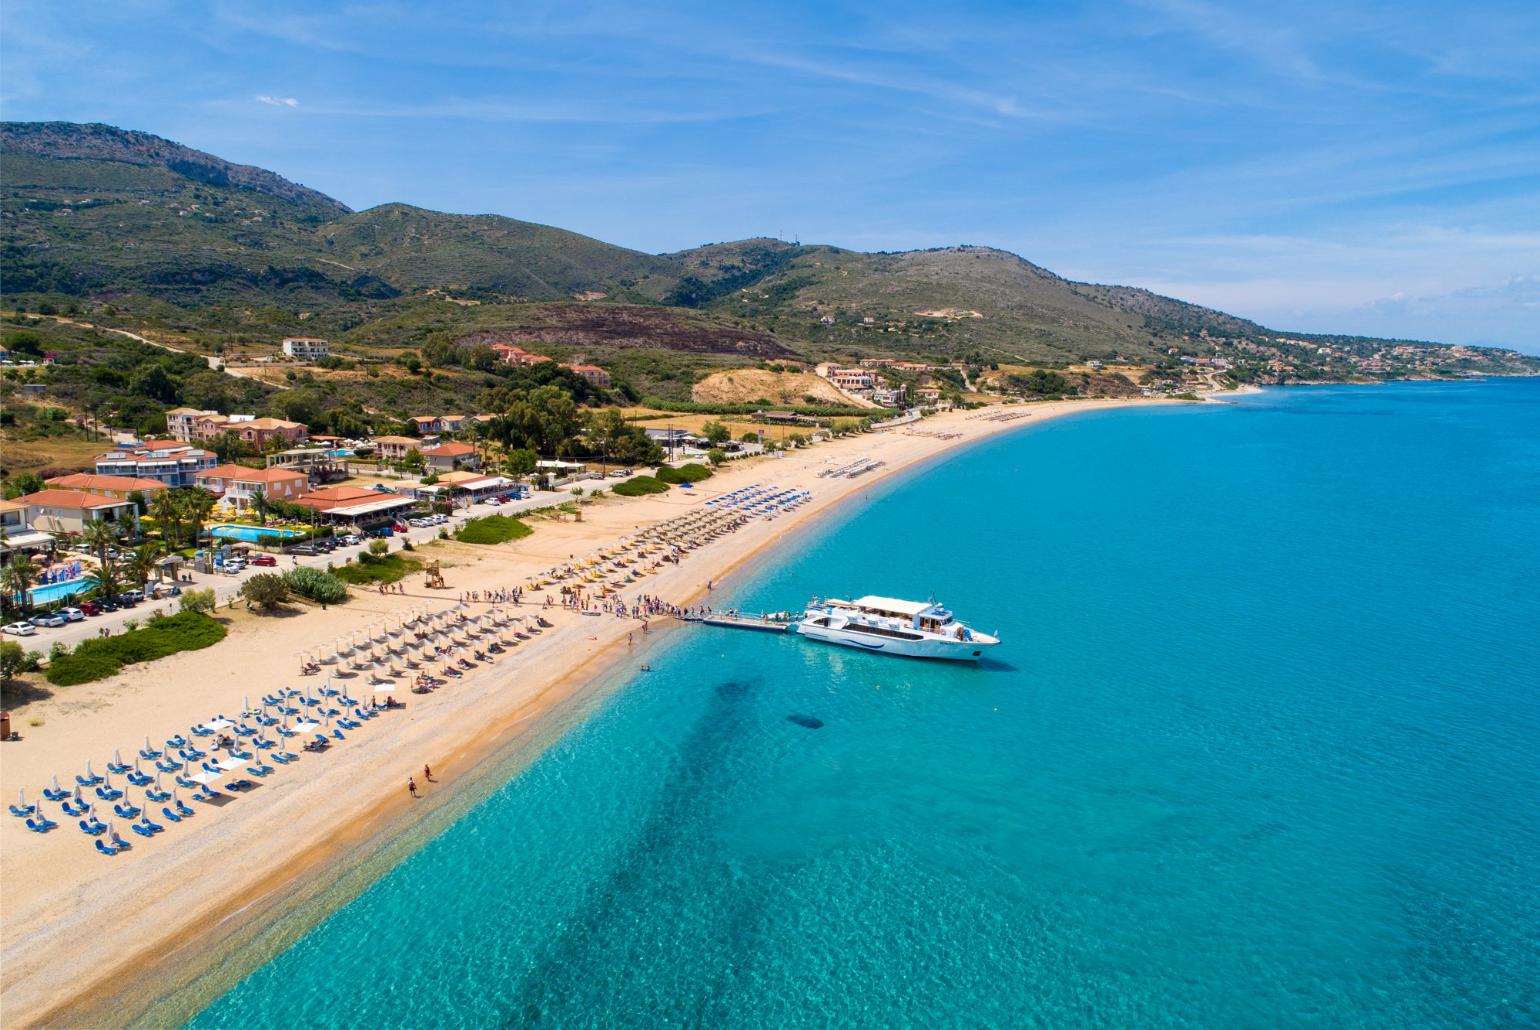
[3,0,1537,349]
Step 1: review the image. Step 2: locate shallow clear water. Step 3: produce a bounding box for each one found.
[194,381,1540,1027]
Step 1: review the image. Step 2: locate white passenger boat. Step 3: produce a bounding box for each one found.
[795,596,999,661]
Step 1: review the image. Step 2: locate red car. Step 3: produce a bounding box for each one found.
[250,554,278,567]
[80,601,104,617]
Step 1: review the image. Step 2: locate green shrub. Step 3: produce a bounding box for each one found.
[454,515,534,545]
[611,475,670,497]
[283,566,350,604]
[45,612,227,686]
[655,463,713,484]
[239,573,289,610]
[333,553,421,585]
[179,588,217,614]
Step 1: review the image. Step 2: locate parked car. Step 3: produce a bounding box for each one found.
[3,622,37,636]
[250,554,277,567]
[61,607,86,621]
[389,524,408,534]
[485,496,504,505]
[80,601,104,617]
[288,543,319,556]
[30,613,67,628]
[122,589,146,603]
[341,534,362,545]
[610,469,633,478]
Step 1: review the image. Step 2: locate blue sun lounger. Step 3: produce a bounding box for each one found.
[27,814,58,832]
[161,806,182,823]
[113,802,142,819]
[131,822,155,838]
[146,786,171,803]
[95,839,121,856]
[79,819,106,836]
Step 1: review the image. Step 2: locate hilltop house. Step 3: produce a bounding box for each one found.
[409,416,444,435]
[561,363,611,388]
[21,489,139,537]
[438,415,469,433]
[281,337,330,360]
[193,465,310,510]
[491,344,551,367]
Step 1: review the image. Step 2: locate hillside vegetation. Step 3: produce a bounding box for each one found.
[4,121,1537,385]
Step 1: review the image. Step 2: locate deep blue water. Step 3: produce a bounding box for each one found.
[193,381,1540,1027]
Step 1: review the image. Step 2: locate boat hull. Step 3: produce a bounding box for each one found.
[795,623,994,661]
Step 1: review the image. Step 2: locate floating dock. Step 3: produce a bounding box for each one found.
[691,613,795,633]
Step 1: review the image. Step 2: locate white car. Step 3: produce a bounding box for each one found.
[342,534,362,545]
[61,607,86,621]
[3,622,36,636]
[30,613,68,628]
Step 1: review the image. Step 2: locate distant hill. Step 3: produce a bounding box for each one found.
[3,120,1536,381]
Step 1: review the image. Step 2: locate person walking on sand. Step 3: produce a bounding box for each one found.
[424,763,433,782]
[408,776,419,798]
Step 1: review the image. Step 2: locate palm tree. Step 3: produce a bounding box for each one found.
[251,489,269,527]
[125,541,162,590]
[81,519,122,585]
[150,490,182,549]
[178,489,216,549]
[0,554,38,616]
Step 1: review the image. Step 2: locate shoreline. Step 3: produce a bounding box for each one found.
[1,396,1180,1027]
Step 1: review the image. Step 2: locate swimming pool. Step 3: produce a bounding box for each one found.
[209,524,306,542]
[24,578,92,605]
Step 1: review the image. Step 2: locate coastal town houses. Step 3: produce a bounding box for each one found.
[280,337,330,361]
[44,472,169,500]
[0,498,56,562]
[169,411,309,447]
[20,489,140,537]
[562,363,611,388]
[438,415,469,433]
[95,440,219,487]
[491,344,551,367]
[420,441,480,472]
[192,465,310,510]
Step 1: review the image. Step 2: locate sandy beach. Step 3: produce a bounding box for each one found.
[0,396,1174,1026]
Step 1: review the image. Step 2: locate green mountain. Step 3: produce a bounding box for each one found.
[3,121,1536,381]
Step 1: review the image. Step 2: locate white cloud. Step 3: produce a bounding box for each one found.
[255,95,299,107]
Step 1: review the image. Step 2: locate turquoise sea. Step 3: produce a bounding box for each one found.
[192,381,1540,1027]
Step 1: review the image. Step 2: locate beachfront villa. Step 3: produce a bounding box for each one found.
[20,489,139,536]
[192,465,310,510]
[0,498,56,562]
[44,472,169,500]
[94,440,219,487]
[292,485,417,526]
[410,470,519,504]
[420,442,480,472]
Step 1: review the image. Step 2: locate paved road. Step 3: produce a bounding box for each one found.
[13,489,574,653]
